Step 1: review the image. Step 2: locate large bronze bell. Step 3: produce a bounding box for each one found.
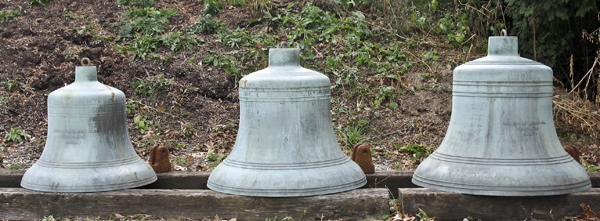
[207,48,367,197]
[412,34,591,196]
[21,66,157,192]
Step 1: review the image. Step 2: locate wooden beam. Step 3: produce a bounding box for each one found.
[4,169,600,199]
[0,188,389,220]
[0,170,418,188]
[364,171,419,199]
[142,171,210,189]
[0,169,21,188]
[400,188,600,220]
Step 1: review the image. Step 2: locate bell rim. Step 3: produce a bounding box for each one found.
[412,174,591,196]
[207,176,367,197]
[21,173,157,193]
[20,157,157,192]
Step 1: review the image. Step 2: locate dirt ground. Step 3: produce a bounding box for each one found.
[0,0,599,175]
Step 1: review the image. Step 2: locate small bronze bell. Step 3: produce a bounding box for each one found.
[21,66,157,192]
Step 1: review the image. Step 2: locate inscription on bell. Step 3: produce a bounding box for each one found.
[504,121,545,136]
[55,130,87,144]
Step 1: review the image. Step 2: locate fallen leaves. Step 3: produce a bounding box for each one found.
[579,203,600,220]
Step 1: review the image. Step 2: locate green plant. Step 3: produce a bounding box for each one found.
[337,120,370,149]
[117,0,155,7]
[131,74,174,96]
[217,27,256,48]
[188,14,222,34]
[421,50,439,61]
[384,42,407,62]
[416,208,436,220]
[0,10,20,23]
[133,115,153,134]
[297,3,337,31]
[434,10,471,47]
[128,8,177,36]
[372,86,397,107]
[173,156,190,166]
[220,0,248,7]
[160,32,204,52]
[126,99,140,114]
[116,35,160,60]
[396,144,434,161]
[585,164,599,172]
[40,215,57,221]
[4,127,31,143]
[30,0,52,6]
[206,148,228,162]
[203,54,242,76]
[115,7,180,59]
[7,164,23,170]
[75,20,96,35]
[299,210,306,220]
[332,64,360,89]
[180,122,195,137]
[0,96,7,106]
[265,216,294,221]
[204,0,224,16]
[4,78,27,92]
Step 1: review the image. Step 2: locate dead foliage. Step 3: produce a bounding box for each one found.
[553,88,600,140]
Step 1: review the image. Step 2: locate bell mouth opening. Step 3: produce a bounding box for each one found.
[75,66,98,83]
[268,48,301,67]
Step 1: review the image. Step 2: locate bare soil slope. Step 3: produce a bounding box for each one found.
[0,0,598,173]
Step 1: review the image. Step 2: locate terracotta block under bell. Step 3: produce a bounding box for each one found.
[564,145,581,164]
[149,145,172,173]
[351,144,375,174]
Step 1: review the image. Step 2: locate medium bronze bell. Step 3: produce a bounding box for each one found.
[412,33,591,196]
[207,48,367,197]
[21,66,157,192]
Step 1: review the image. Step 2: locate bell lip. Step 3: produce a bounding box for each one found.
[207,156,368,197]
[207,176,367,197]
[412,174,591,196]
[412,152,593,196]
[20,158,157,193]
[21,175,157,193]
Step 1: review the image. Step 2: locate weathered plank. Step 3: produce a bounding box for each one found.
[3,169,600,198]
[400,188,600,221]
[142,171,210,189]
[0,188,389,221]
[0,170,418,190]
[0,169,21,188]
[364,171,419,199]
